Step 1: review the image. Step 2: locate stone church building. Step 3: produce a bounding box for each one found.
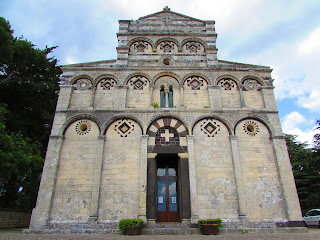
[29,7,304,233]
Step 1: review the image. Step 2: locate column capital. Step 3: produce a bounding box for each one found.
[230,135,238,140]
[141,135,149,141]
[98,135,106,140]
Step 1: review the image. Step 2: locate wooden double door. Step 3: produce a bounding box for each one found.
[156,155,180,222]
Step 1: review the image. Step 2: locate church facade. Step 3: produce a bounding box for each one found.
[29,7,304,232]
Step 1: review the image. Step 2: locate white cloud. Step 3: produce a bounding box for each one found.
[282,111,319,145]
[298,27,320,56]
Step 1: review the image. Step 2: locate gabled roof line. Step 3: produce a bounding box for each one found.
[138,6,207,23]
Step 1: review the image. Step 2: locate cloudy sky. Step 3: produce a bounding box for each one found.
[1,0,320,145]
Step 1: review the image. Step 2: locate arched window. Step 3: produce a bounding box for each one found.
[160,85,166,108]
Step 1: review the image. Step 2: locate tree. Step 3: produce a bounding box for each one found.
[0,17,61,210]
[0,104,44,210]
[0,17,62,156]
[285,126,320,215]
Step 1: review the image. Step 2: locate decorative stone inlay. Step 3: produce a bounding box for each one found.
[133,41,149,52]
[75,79,92,90]
[99,78,116,90]
[186,42,201,53]
[160,41,175,52]
[200,119,220,137]
[243,79,261,91]
[218,78,237,90]
[75,120,92,135]
[128,76,148,90]
[186,76,204,90]
[243,120,259,136]
[114,119,135,137]
[155,127,179,146]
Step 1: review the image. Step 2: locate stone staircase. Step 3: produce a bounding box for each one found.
[142,222,199,235]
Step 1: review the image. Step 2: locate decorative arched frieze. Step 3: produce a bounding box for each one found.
[124,72,152,86]
[214,74,240,87]
[181,38,208,52]
[156,38,180,53]
[102,114,143,135]
[183,73,211,86]
[61,115,101,136]
[233,115,274,137]
[95,74,118,90]
[191,115,232,136]
[69,74,94,85]
[240,75,266,89]
[127,37,155,49]
[153,72,181,85]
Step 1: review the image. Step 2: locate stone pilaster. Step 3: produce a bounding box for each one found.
[29,135,64,229]
[180,85,185,108]
[89,86,97,109]
[230,135,248,225]
[272,136,303,222]
[89,135,106,221]
[139,135,149,222]
[207,85,222,109]
[261,86,277,111]
[150,86,154,108]
[114,85,128,109]
[239,87,246,108]
[187,135,199,223]
[56,85,73,111]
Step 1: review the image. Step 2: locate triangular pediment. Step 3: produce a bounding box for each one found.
[138,7,204,23]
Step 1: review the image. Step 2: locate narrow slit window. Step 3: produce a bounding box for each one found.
[168,86,173,108]
[160,86,166,108]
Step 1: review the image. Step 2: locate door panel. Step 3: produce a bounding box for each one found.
[157,155,180,222]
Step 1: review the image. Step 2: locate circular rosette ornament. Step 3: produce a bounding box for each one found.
[243,120,259,136]
[75,120,92,135]
[75,79,92,90]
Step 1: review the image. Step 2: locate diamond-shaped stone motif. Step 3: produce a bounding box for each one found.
[219,79,236,90]
[200,119,220,137]
[186,76,204,90]
[115,119,134,137]
[243,79,260,91]
[160,41,175,52]
[186,42,201,53]
[100,78,116,90]
[134,41,148,52]
[133,78,144,89]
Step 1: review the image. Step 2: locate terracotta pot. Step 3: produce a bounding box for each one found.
[200,224,219,235]
[124,226,143,235]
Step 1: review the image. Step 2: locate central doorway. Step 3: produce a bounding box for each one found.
[156,154,180,222]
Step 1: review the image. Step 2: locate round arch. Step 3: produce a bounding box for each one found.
[146,116,188,138]
[95,74,119,87]
[152,72,181,85]
[233,115,274,136]
[155,37,180,50]
[69,74,94,85]
[102,114,143,135]
[214,74,240,87]
[124,72,152,85]
[191,115,232,135]
[127,37,155,49]
[181,38,208,51]
[182,72,211,85]
[240,75,266,87]
[61,115,102,136]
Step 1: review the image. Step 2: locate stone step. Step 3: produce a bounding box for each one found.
[142,228,199,235]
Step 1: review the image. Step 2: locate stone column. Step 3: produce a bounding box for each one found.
[272,136,303,222]
[207,85,222,109]
[147,153,157,221]
[89,86,97,109]
[239,87,246,108]
[150,86,154,108]
[230,135,248,226]
[139,135,148,222]
[164,88,169,108]
[180,85,185,108]
[29,135,64,229]
[89,135,106,222]
[187,135,199,223]
[56,85,73,111]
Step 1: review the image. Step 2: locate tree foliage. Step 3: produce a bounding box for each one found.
[285,123,320,215]
[0,17,62,156]
[0,17,61,210]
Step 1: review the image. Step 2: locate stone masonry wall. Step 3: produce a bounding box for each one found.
[0,209,31,229]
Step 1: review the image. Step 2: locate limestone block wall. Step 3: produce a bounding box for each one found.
[69,89,92,109]
[235,119,286,221]
[98,119,142,221]
[220,88,241,108]
[0,209,31,229]
[50,120,100,222]
[243,90,264,109]
[94,83,115,109]
[193,118,238,219]
[183,80,209,109]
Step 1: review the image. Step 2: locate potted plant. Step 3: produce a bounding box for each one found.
[198,218,223,235]
[119,219,144,235]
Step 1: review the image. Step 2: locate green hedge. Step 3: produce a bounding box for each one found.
[118,219,144,233]
[198,218,223,229]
